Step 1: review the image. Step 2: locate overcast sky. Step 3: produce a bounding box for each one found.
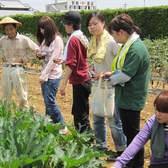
[21,0,168,12]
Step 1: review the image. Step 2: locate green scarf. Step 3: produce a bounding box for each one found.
[150,118,165,158]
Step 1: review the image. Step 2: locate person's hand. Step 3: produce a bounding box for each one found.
[101,71,113,79]
[18,59,23,63]
[2,56,7,62]
[89,66,94,71]
[53,58,64,65]
[88,70,96,79]
[36,51,41,57]
[36,51,47,60]
[88,71,100,81]
[92,72,100,80]
[110,166,117,168]
[39,78,45,84]
[60,83,66,96]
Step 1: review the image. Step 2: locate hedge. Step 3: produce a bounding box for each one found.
[0,5,168,39]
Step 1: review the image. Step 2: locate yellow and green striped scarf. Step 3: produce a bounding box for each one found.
[111,32,139,72]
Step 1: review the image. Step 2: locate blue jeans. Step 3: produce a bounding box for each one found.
[93,106,126,151]
[41,78,64,123]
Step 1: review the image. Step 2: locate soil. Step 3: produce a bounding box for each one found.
[0,67,165,168]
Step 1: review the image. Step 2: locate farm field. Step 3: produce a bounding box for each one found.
[0,67,164,168]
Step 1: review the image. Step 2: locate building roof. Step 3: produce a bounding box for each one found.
[0,0,31,10]
[0,0,35,16]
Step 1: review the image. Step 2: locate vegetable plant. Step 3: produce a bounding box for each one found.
[0,100,106,168]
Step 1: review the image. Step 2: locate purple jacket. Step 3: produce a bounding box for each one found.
[114,115,168,168]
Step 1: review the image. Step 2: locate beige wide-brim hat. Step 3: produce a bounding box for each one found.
[0,16,22,29]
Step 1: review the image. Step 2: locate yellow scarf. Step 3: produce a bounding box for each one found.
[87,30,109,64]
[111,32,139,72]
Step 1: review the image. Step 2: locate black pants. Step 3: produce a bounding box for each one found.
[148,164,168,168]
[118,107,144,168]
[72,80,92,133]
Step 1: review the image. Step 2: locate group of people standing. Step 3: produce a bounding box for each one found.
[0,10,167,168]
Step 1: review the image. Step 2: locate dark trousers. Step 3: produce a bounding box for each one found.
[117,107,144,168]
[148,164,168,168]
[72,80,92,133]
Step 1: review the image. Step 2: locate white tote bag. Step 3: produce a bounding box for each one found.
[91,77,115,118]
